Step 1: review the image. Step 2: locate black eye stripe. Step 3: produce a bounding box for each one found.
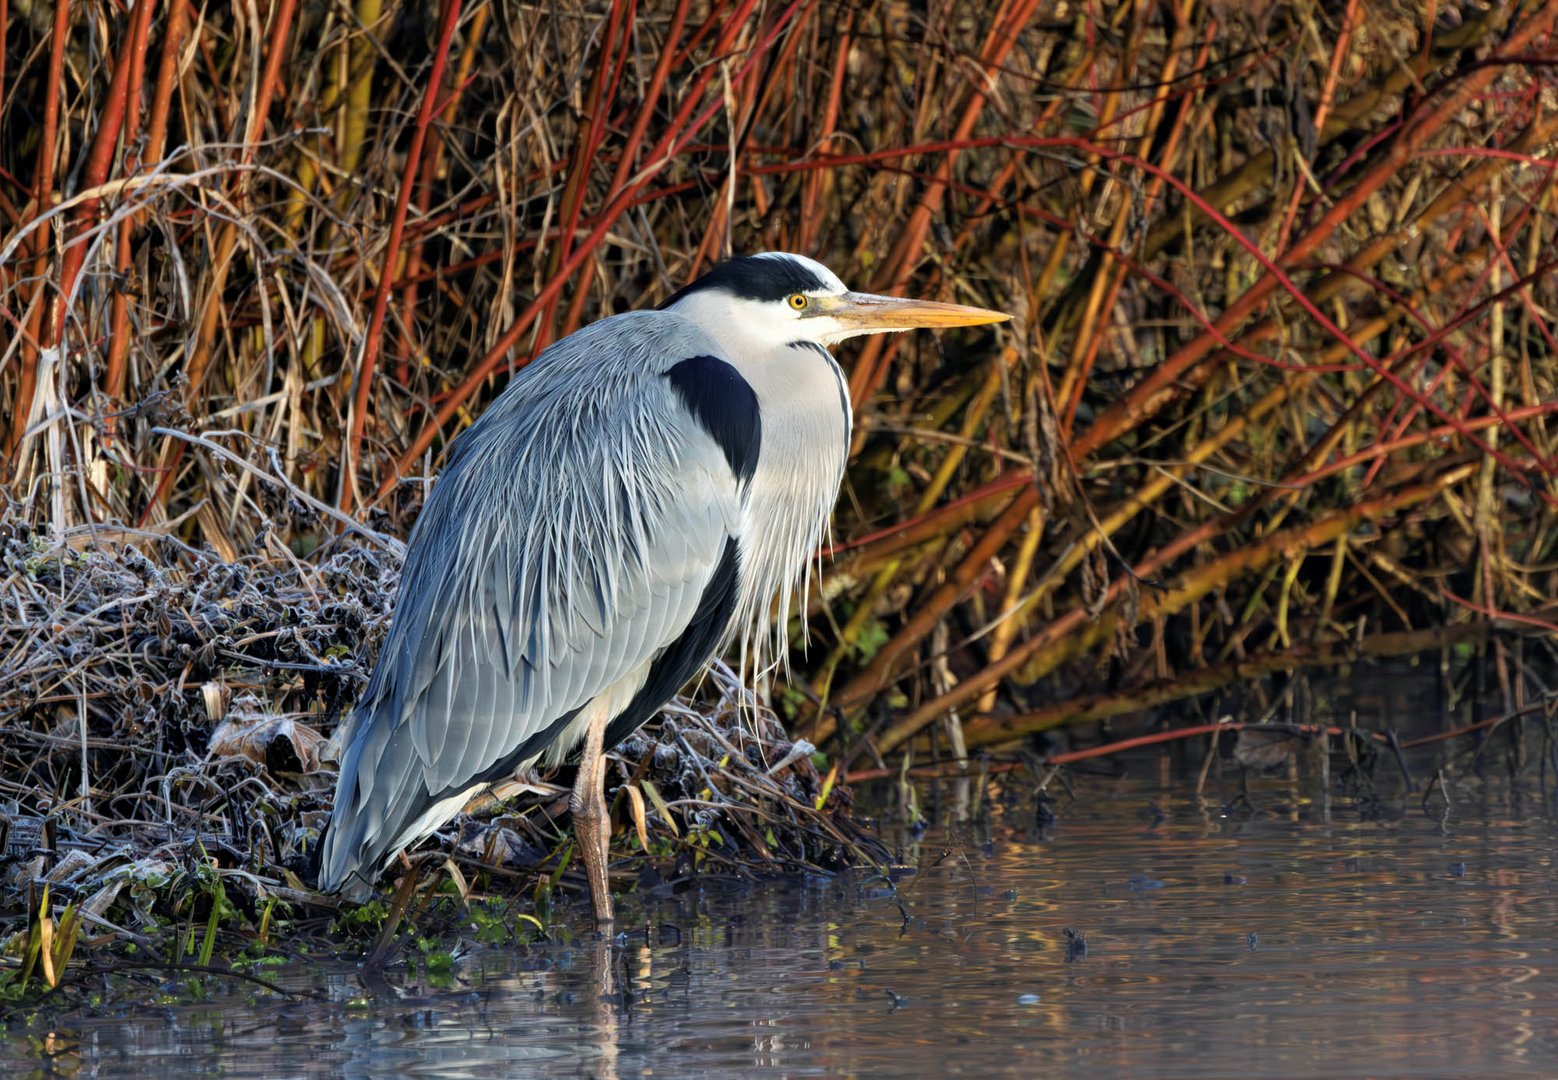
[658,254,834,308]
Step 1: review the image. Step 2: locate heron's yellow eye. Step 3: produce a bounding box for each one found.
[787,293,809,311]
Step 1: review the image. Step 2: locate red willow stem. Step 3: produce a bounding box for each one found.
[0,0,8,143]
[142,0,189,165]
[1439,589,1558,637]
[822,473,1031,558]
[536,0,628,352]
[23,0,150,466]
[111,0,186,510]
[1288,402,1558,489]
[795,9,851,254]
[671,0,733,70]
[7,0,70,463]
[394,1,489,387]
[558,0,641,341]
[1043,723,1386,768]
[843,483,1038,697]
[341,0,465,514]
[1350,246,1558,480]
[602,0,693,211]
[1048,701,1547,763]
[244,0,298,163]
[103,0,160,441]
[1272,0,1359,255]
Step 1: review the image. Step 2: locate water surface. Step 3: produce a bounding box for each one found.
[6,773,1556,1078]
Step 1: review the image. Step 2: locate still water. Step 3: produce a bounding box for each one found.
[6,774,1557,1078]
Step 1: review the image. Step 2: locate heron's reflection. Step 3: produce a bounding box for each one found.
[584,934,619,1080]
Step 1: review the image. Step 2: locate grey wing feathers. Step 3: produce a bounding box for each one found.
[317,312,742,895]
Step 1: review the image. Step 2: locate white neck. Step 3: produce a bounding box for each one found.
[664,285,855,677]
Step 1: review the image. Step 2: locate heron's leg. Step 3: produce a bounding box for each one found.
[570,698,614,926]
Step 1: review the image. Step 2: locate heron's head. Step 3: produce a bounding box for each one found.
[660,252,1009,353]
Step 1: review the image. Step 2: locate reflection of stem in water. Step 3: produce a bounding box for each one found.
[1318,727,1332,824]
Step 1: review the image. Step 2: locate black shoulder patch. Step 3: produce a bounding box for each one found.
[603,535,740,750]
[665,355,761,484]
[658,254,831,307]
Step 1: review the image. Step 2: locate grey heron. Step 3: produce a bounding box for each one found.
[316,252,1008,922]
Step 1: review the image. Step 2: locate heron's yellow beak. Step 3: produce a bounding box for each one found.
[811,291,1011,332]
